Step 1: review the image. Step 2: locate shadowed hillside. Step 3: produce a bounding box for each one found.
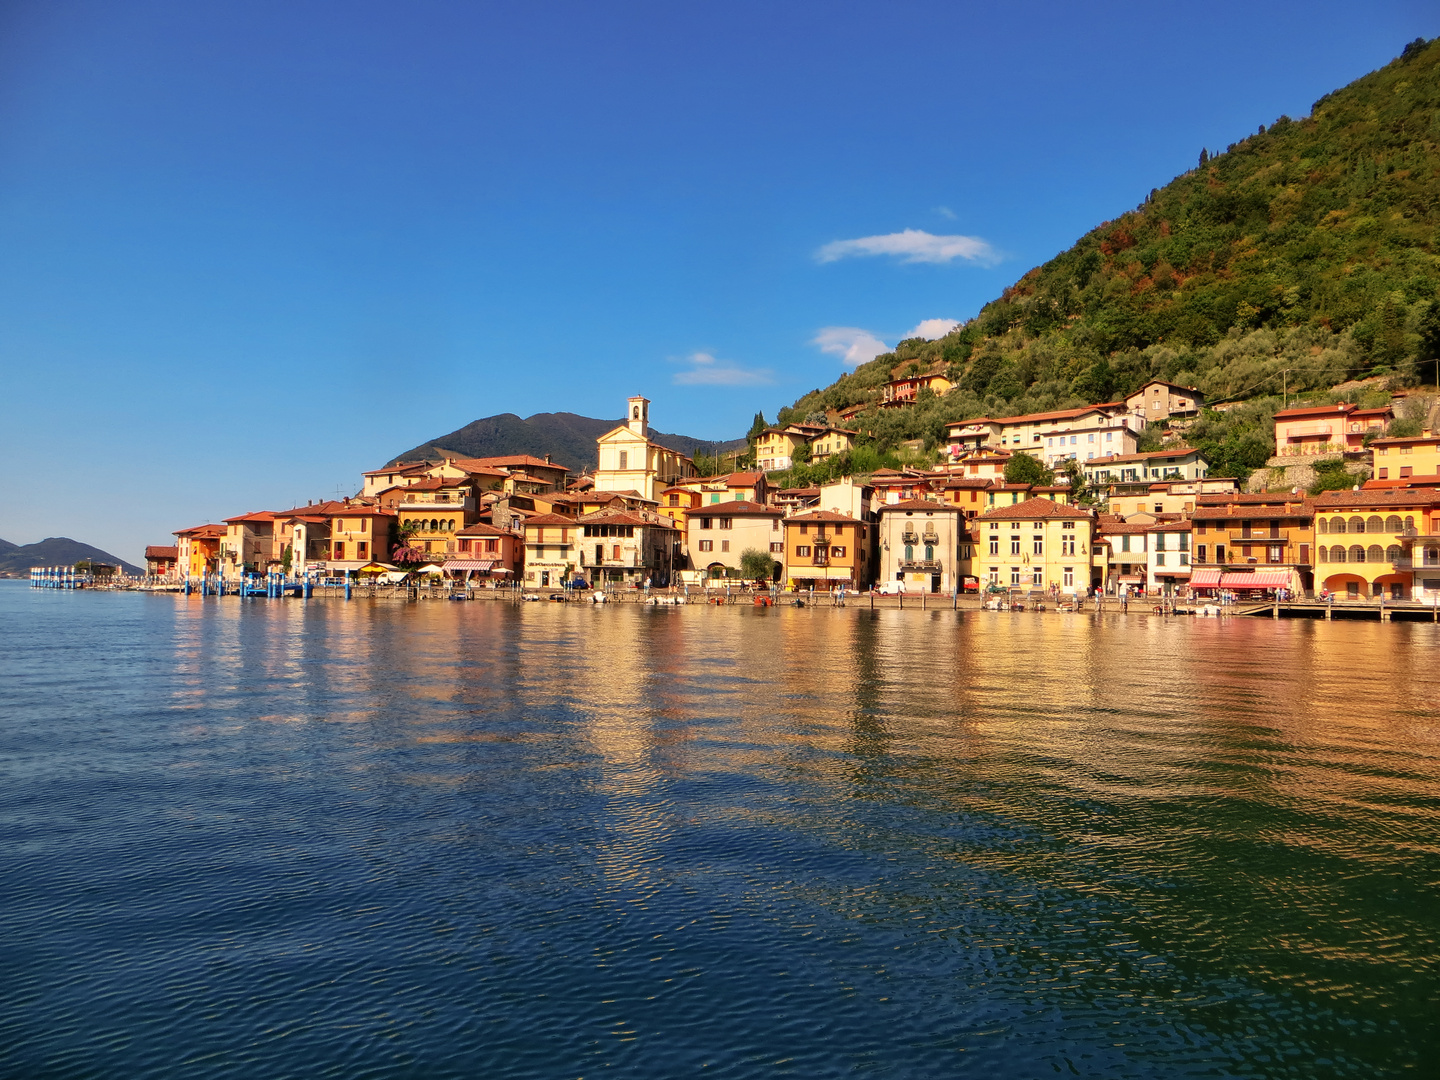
[0,537,143,576]
[391,411,745,471]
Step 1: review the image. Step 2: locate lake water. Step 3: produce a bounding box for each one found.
[2,581,1438,1078]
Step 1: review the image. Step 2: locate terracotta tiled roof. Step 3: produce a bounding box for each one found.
[145,546,179,560]
[985,402,1127,425]
[691,500,782,516]
[1084,449,1204,465]
[223,511,279,524]
[879,499,958,512]
[1369,433,1440,447]
[1312,489,1440,508]
[577,510,678,529]
[979,498,1090,521]
[940,477,996,489]
[1273,403,1356,419]
[785,509,861,524]
[1197,493,1306,506]
[362,461,432,477]
[522,514,577,527]
[455,522,516,536]
[173,523,227,538]
[1097,522,1150,534]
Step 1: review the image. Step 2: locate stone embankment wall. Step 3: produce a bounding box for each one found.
[1249,453,1371,493]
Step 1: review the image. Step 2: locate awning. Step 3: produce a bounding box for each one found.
[1117,575,1145,584]
[1190,569,1222,587]
[444,559,495,571]
[1220,570,1293,588]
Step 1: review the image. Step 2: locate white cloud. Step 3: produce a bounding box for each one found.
[812,326,890,368]
[815,228,997,266]
[905,318,960,341]
[934,206,957,220]
[672,351,773,386]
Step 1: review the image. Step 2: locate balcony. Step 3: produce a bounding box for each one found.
[900,559,942,572]
[400,495,475,510]
[811,554,830,567]
[901,531,919,544]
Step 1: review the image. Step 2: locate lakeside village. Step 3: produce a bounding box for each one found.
[37,387,1440,615]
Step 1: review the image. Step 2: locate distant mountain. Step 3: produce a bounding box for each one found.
[390,411,745,471]
[0,537,143,576]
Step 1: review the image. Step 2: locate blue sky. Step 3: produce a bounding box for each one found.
[0,0,1435,563]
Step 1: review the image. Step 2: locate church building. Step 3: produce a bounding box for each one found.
[594,396,697,502]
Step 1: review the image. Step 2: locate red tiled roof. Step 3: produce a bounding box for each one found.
[879,499,958,513]
[1273,403,1356,419]
[455,522,516,536]
[577,510,678,529]
[522,514,577,527]
[173,523,227,538]
[691,500,782,516]
[979,498,1090,521]
[1085,449,1203,465]
[785,509,861,524]
[145,546,179,560]
[1312,489,1440,508]
[223,511,279,524]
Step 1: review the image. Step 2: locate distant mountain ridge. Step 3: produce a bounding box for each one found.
[391,411,745,471]
[0,537,143,576]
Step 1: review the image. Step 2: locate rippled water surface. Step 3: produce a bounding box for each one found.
[3,581,1439,1078]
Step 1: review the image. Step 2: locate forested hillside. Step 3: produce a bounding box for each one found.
[778,37,1440,479]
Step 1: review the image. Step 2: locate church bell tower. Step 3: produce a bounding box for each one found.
[627,396,649,437]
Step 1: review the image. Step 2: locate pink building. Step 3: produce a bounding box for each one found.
[1272,402,1392,456]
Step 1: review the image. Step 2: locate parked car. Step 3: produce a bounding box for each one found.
[875,580,906,595]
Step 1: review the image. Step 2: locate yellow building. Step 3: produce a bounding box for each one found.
[326,506,397,567]
[1313,489,1440,600]
[1371,430,1440,483]
[394,477,479,556]
[174,523,226,579]
[754,425,813,472]
[977,497,1095,595]
[522,513,580,588]
[808,428,857,461]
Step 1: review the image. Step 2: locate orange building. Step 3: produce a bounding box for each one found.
[782,509,872,591]
[1272,402,1392,456]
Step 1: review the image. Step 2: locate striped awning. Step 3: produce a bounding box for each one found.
[444,559,495,571]
[1189,569,1222,587]
[1221,570,1292,588]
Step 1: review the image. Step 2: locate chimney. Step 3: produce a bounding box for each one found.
[1424,429,1433,439]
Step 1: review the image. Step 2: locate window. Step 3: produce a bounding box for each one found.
[1047,437,1053,447]
[1032,569,1043,586]
[1033,536,1044,555]
[1011,535,1021,555]
[1180,553,1189,565]
[1063,567,1074,588]
[701,517,713,530]
[796,545,810,557]
[988,567,999,584]
[1216,544,1225,563]
[1062,536,1075,556]
[333,542,345,560]
[1105,432,1113,442]
[905,544,914,561]
[1011,567,1021,585]
[1156,552,1166,566]
[718,539,730,553]
[1121,535,1130,553]
[719,518,733,530]
[612,545,621,560]
[1070,436,1077,445]
[1401,466,1413,478]
[618,451,628,470]
[769,542,783,554]
[1379,468,1389,479]
[1088,434,1094,443]
[832,546,846,558]
[485,538,498,553]
[988,538,999,556]
[595,544,604,563]
[711,494,721,504]
[668,494,679,506]
[698,540,713,552]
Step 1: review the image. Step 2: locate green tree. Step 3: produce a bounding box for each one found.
[1004,452,1054,486]
[281,543,293,574]
[740,548,778,583]
[747,412,769,441]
